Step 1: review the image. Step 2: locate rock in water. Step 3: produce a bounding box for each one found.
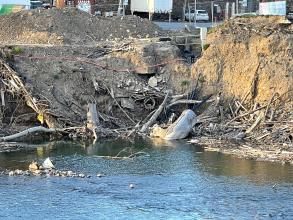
[129,184,135,189]
[29,161,39,172]
[42,157,55,169]
[78,173,85,178]
[96,173,105,178]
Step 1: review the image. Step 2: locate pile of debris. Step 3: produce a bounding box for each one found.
[0,10,292,164]
[0,8,166,45]
[0,36,193,141]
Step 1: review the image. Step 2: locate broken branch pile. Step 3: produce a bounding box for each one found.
[191,91,293,162]
[0,36,194,141]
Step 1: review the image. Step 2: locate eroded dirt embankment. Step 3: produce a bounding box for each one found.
[192,16,293,103]
[189,16,293,164]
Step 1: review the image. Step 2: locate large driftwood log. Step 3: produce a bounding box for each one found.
[87,103,100,129]
[140,91,170,133]
[150,109,197,140]
[164,109,197,140]
[0,126,80,142]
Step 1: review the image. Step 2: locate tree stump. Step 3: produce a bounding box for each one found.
[87,103,100,140]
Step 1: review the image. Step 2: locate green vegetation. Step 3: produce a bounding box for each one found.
[198,75,206,84]
[53,74,59,80]
[0,5,13,15]
[207,27,216,34]
[180,80,190,87]
[12,46,23,54]
[203,44,210,51]
[237,13,257,18]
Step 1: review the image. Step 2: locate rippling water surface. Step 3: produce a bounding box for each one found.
[0,138,292,219]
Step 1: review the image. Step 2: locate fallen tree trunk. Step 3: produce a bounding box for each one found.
[0,89,5,106]
[0,126,75,142]
[164,109,197,140]
[245,112,264,134]
[140,91,170,133]
[150,109,197,140]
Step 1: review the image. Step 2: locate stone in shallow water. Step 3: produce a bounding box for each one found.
[96,173,105,178]
[42,157,55,169]
[129,184,135,189]
[14,169,23,175]
[29,162,39,172]
[78,173,85,178]
[33,170,41,175]
[67,171,74,177]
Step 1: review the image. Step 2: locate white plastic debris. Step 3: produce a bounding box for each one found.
[148,77,158,88]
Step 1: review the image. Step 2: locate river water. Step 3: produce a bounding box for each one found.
[0,138,292,219]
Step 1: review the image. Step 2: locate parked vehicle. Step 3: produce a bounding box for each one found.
[287,1,293,21]
[30,0,43,9]
[131,0,172,14]
[185,9,209,21]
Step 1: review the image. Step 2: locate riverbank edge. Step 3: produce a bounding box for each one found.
[194,141,293,165]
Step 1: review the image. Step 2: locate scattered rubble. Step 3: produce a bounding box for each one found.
[3,157,92,178]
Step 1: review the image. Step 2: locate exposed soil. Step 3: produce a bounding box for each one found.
[189,16,293,163]
[0,7,166,45]
[192,16,293,103]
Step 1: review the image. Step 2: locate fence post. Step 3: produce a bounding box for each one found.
[225,2,230,20]
[211,1,214,26]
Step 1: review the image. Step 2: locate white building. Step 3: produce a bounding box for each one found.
[259,0,287,15]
